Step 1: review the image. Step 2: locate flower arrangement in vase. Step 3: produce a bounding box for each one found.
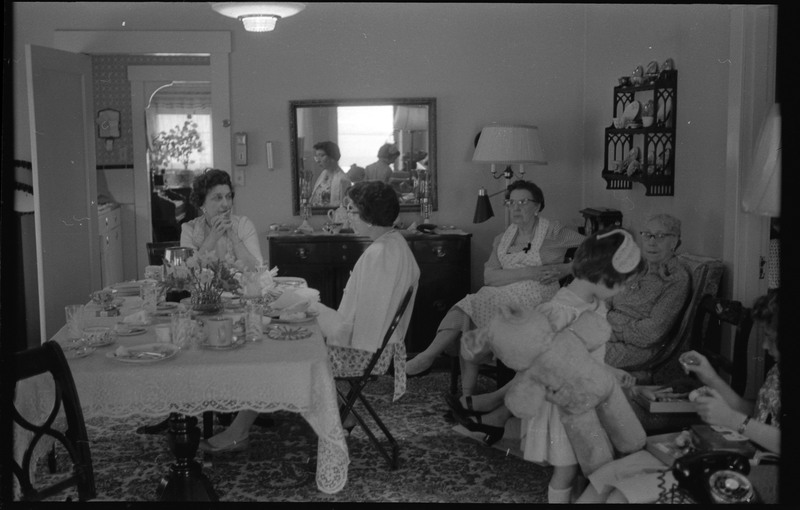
[161,252,245,314]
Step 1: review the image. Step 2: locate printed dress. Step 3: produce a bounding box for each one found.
[455,218,561,329]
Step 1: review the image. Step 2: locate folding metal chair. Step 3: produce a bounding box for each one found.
[336,285,415,470]
[11,341,96,501]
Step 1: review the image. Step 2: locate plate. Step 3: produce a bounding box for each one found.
[265,325,312,341]
[198,336,246,350]
[622,100,641,122]
[115,326,147,337]
[63,345,96,359]
[273,277,307,289]
[106,343,179,363]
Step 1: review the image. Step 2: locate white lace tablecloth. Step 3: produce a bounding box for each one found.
[18,297,350,495]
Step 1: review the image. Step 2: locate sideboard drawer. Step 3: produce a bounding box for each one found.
[270,242,329,265]
[330,241,370,265]
[411,238,469,265]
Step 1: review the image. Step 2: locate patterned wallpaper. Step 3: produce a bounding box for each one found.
[92,54,210,167]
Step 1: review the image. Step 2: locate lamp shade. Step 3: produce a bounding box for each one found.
[472,124,547,165]
[473,188,495,223]
[211,2,306,32]
[393,106,428,132]
[742,103,780,217]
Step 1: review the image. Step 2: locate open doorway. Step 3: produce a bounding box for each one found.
[147,81,212,242]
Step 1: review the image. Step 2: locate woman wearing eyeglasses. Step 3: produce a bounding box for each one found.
[604,213,690,369]
[406,180,584,392]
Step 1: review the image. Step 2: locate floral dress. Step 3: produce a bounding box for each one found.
[456,218,561,328]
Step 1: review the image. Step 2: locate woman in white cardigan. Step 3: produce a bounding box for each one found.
[200,181,419,453]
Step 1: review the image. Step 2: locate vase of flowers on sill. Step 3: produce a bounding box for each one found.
[161,252,245,315]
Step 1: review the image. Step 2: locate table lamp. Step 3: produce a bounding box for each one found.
[472,124,547,224]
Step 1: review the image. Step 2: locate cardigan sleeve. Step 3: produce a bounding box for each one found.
[607,263,691,348]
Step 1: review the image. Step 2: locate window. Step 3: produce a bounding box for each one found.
[337,105,395,169]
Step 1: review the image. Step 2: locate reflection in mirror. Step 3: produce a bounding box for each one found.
[290,98,436,215]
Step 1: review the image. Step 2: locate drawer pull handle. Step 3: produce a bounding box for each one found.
[433,247,447,258]
[296,248,309,260]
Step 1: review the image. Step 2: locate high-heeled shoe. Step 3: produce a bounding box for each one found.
[405,354,434,378]
[198,436,250,454]
[460,415,505,446]
[443,392,485,417]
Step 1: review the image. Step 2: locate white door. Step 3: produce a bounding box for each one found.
[26,44,100,342]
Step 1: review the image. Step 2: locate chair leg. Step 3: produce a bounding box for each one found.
[337,382,399,470]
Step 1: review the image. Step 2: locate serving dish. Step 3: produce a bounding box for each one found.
[265,325,312,341]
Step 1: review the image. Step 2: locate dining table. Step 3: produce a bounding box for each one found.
[14,291,350,500]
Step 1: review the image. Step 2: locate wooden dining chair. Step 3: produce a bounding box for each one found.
[336,285,415,470]
[11,341,96,502]
[689,295,753,395]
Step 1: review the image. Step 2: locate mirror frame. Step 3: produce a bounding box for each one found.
[289,97,437,215]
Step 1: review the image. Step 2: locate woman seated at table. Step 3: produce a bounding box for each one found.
[406,180,584,395]
[200,181,420,453]
[577,291,781,504]
[444,214,690,441]
[180,168,263,270]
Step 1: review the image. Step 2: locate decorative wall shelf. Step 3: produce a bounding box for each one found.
[601,70,677,196]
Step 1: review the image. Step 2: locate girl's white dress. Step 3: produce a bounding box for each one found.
[520,286,609,467]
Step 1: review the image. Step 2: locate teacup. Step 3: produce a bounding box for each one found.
[204,317,233,346]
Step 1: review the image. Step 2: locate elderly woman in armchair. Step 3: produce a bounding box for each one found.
[406,180,585,396]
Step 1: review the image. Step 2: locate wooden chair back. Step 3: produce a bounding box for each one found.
[689,295,753,395]
[11,341,96,501]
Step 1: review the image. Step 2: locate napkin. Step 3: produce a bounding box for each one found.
[269,288,320,314]
[122,310,150,325]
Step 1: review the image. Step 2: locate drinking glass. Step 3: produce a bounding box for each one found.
[245,302,264,342]
[140,280,159,313]
[171,309,192,349]
[65,304,85,339]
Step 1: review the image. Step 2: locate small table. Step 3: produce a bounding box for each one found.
[17,296,349,500]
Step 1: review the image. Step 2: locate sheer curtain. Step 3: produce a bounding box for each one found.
[146,83,213,172]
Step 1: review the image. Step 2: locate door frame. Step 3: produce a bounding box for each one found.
[128,65,214,272]
[53,31,231,277]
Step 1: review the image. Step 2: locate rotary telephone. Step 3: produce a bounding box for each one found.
[672,451,754,504]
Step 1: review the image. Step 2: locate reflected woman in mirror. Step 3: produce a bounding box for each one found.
[364,143,400,183]
[309,141,352,206]
[180,168,263,270]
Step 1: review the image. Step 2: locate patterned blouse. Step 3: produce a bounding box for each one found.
[605,255,690,368]
[754,364,780,428]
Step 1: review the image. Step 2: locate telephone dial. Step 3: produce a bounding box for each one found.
[672,451,758,504]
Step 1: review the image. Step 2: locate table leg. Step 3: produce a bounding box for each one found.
[155,413,219,501]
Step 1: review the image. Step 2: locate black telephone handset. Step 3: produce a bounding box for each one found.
[673,451,752,504]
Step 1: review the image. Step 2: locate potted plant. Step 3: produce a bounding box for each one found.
[151,115,205,187]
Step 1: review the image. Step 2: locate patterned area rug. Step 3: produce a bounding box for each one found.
[36,370,552,502]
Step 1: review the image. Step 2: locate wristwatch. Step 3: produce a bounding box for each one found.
[737,415,752,435]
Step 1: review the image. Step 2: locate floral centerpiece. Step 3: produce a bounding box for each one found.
[162,252,245,314]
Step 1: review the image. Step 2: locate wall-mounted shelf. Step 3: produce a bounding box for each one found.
[601,70,677,196]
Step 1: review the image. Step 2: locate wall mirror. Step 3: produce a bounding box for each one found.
[290,97,437,215]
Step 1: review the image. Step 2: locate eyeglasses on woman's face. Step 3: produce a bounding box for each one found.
[504,198,538,208]
[639,231,676,242]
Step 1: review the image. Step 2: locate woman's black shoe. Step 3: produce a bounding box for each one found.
[462,415,505,446]
[443,392,485,418]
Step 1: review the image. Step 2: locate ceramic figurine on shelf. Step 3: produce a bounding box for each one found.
[645,60,659,83]
[642,100,655,118]
[631,64,644,86]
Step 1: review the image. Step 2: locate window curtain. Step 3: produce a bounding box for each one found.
[146,83,214,171]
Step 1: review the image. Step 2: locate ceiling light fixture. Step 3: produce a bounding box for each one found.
[211,2,306,33]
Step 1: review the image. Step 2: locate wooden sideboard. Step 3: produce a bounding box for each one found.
[267,231,471,353]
